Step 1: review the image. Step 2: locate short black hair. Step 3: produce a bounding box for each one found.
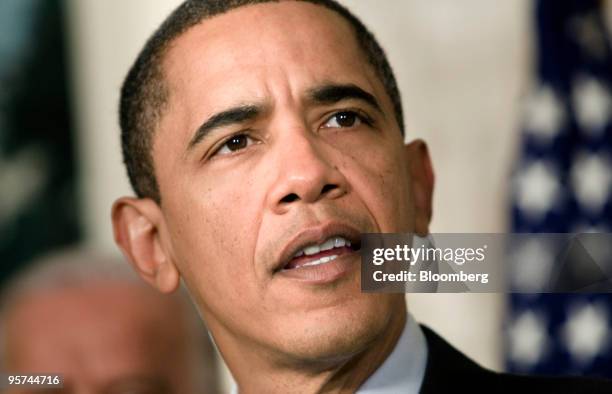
[120,0,404,203]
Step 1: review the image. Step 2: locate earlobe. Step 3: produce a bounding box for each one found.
[111,197,180,293]
[405,139,435,236]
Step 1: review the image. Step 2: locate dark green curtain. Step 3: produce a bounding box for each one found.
[0,0,80,287]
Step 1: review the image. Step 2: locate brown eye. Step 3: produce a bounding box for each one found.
[227,135,248,151]
[322,111,363,129]
[215,134,254,156]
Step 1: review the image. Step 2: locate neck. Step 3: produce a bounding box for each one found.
[215,304,407,394]
[319,307,407,393]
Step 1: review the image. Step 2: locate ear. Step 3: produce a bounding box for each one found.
[112,197,180,293]
[404,139,435,236]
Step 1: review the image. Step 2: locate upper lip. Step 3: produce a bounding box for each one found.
[274,222,362,272]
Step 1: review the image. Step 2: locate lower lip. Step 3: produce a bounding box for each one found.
[277,251,358,284]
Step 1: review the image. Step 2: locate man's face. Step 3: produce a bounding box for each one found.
[154,2,417,362]
[4,284,196,394]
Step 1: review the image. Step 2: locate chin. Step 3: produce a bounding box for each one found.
[273,293,403,365]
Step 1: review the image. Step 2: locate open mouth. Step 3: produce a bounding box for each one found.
[281,236,361,271]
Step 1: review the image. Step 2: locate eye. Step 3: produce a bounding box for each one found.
[214,134,255,156]
[321,111,367,129]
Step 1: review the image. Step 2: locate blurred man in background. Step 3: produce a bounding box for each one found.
[0,249,219,393]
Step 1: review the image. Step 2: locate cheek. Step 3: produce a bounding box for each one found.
[163,172,264,303]
[336,137,413,232]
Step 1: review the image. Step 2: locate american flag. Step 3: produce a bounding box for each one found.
[506,0,612,378]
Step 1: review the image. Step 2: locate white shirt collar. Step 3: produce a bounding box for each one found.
[230,313,427,393]
[357,313,428,394]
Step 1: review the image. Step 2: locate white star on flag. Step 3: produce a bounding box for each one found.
[514,160,562,222]
[524,85,566,142]
[572,75,611,135]
[508,310,549,368]
[570,152,612,213]
[511,239,554,292]
[561,302,610,365]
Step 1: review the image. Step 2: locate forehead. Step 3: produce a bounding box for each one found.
[161,1,379,118]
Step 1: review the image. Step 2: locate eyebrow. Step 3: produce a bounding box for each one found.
[307,83,382,113]
[187,104,261,150]
[187,84,382,152]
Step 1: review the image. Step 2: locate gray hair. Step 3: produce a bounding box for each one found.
[0,247,219,391]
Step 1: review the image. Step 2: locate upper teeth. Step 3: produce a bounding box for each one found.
[293,236,351,258]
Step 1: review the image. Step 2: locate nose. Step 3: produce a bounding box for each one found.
[267,129,348,214]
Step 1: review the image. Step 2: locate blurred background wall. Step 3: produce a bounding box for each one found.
[2,0,611,390]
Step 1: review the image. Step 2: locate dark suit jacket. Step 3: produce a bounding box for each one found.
[419,325,612,394]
